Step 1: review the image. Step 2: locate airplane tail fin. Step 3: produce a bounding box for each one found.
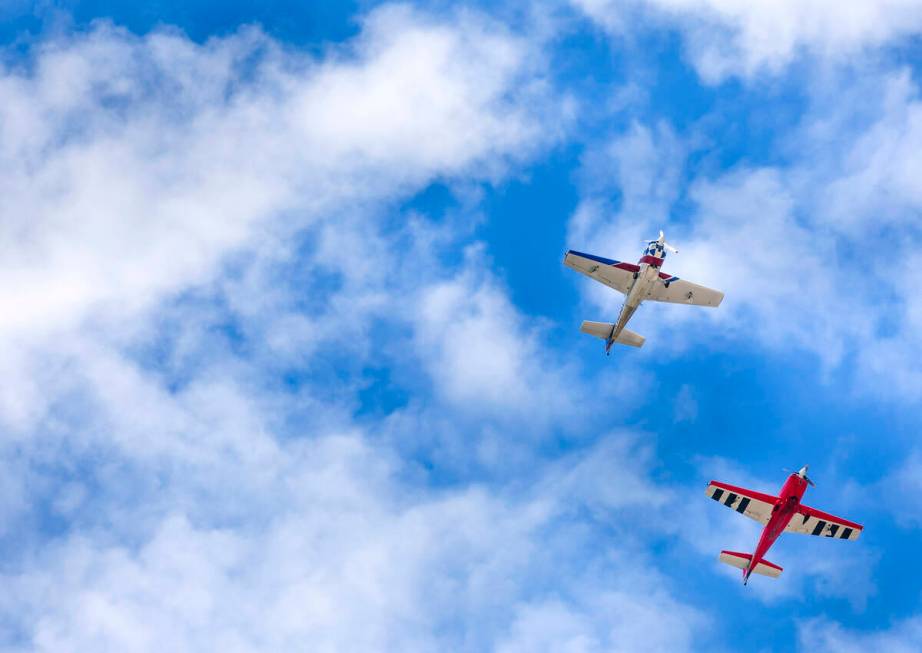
[579,321,645,348]
[719,550,783,579]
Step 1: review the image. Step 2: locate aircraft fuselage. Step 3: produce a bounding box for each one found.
[745,474,809,583]
[607,252,665,352]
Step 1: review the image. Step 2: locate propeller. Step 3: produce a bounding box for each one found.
[784,465,816,487]
[644,230,679,254]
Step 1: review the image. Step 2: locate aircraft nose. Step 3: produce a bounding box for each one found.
[799,465,809,477]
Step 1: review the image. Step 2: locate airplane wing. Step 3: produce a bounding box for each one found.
[705,481,778,525]
[563,250,639,295]
[647,273,724,307]
[785,504,863,541]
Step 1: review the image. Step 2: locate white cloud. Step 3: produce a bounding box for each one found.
[0,7,714,652]
[810,70,922,231]
[0,5,561,347]
[498,584,705,653]
[573,0,922,81]
[798,616,922,653]
[0,4,567,434]
[674,167,867,360]
[879,451,922,527]
[413,248,578,423]
[0,426,708,651]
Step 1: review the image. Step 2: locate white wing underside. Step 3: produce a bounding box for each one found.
[784,507,863,540]
[705,482,775,525]
[564,251,724,307]
[563,251,635,294]
[646,279,724,307]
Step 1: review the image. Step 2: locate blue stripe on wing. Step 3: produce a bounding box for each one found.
[566,250,620,266]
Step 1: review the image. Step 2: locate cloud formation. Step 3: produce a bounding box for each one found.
[799,616,922,653]
[0,5,711,651]
[0,5,557,344]
[573,0,922,80]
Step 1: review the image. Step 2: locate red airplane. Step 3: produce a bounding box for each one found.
[705,466,863,584]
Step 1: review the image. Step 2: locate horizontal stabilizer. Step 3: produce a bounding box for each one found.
[719,551,783,578]
[579,322,645,348]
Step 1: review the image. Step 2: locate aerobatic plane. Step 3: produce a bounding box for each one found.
[563,231,723,353]
[705,466,863,585]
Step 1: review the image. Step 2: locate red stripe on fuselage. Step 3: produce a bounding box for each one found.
[638,255,663,267]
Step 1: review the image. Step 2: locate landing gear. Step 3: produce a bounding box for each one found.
[632,271,638,280]
[664,281,671,288]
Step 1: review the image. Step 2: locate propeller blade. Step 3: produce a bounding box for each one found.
[784,466,815,486]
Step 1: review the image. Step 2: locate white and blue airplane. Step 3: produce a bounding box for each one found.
[564,231,724,353]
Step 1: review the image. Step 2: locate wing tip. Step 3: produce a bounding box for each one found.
[564,249,620,267]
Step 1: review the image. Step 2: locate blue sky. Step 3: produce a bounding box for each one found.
[1,0,921,651]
